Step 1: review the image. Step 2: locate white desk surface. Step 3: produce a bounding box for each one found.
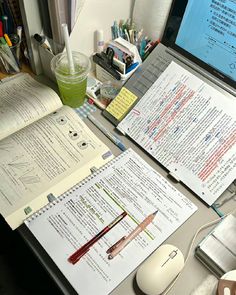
[19,76,236,295]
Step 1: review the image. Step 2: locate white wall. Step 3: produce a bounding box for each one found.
[69,0,134,57]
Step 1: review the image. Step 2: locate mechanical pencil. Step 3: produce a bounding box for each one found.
[68,211,127,264]
[87,114,126,151]
[107,210,158,259]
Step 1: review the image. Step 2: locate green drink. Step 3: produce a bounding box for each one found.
[51,52,91,108]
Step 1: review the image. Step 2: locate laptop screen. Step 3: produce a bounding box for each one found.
[162,0,236,89]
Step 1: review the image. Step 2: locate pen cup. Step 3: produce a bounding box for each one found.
[51,51,91,108]
[10,41,22,68]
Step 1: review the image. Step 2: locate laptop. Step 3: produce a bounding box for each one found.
[103,0,236,126]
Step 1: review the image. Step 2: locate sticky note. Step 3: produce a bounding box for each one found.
[106,87,138,121]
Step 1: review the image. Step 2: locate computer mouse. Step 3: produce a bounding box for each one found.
[136,244,185,295]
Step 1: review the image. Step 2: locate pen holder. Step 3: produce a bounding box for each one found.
[10,41,22,68]
[0,41,21,74]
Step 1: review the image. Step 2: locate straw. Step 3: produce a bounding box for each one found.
[62,23,75,74]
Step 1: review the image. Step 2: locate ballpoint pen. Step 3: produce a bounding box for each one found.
[107,210,158,259]
[87,114,126,151]
[68,211,127,264]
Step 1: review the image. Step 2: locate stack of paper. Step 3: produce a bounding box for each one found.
[195,214,236,278]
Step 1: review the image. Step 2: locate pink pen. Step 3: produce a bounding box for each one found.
[108,210,158,259]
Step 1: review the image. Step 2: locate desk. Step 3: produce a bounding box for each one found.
[0,64,32,80]
[15,75,235,294]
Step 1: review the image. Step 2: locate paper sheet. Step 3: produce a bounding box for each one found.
[0,73,62,140]
[118,62,236,205]
[0,106,112,228]
[25,148,197,295]
[106,87,138,121]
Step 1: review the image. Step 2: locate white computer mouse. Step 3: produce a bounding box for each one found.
[136,244,185,295]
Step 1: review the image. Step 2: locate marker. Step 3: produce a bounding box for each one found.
[126,62,139,74]
[0,21,3,37]
[107,210,158,259]
[87,114,126,151]
[87,94,106,110]
[2,16,8,34]
[33,33,52,52]
[4,33,12,46]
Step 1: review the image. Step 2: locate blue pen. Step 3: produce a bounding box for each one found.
[88,114,126,151]
[140,39,146,58]
[126,62,139,74]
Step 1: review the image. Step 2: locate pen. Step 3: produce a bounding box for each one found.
[68,211,127,264]
[33,33,53,53]
[0,21,3,38]
[4,33,12,46]
[126,62,139,74]
[16,26,22,61]
[2,16,8,34]
[0,37,20,72]
[86,94,106,110]
[87,114,126,151]
[107,210,158,259]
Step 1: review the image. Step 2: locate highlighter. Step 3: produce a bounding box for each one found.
[4,33,12,46]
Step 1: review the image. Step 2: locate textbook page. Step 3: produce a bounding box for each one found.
[118,62,236,205]
[0,106,112,229]
[25,148,197,295]
[0,73,62,140]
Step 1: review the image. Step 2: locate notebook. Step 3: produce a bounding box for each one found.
[24,148,197,295]
[103,0,236,206]
[195,214,236,278]
[103,0,236,124]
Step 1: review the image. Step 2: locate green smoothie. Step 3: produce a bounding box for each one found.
[51,52,91,108]
[57,75,87,108]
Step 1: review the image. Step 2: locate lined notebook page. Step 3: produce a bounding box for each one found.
[25,148,197,295]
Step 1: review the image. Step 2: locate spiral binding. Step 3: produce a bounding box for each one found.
[25,149,130,224]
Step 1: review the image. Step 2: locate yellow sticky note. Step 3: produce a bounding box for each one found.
[106,87,138,121]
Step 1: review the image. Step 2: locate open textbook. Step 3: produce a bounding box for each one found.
[0,73,113,229]
[25,148,197,295]
[118,62,236,206]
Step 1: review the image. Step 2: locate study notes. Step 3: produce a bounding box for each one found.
[0,73,113,229]
[118,62,236,205]
[25,148,197,295]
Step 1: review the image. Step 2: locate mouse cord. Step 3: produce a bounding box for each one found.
[162,208,236,295]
